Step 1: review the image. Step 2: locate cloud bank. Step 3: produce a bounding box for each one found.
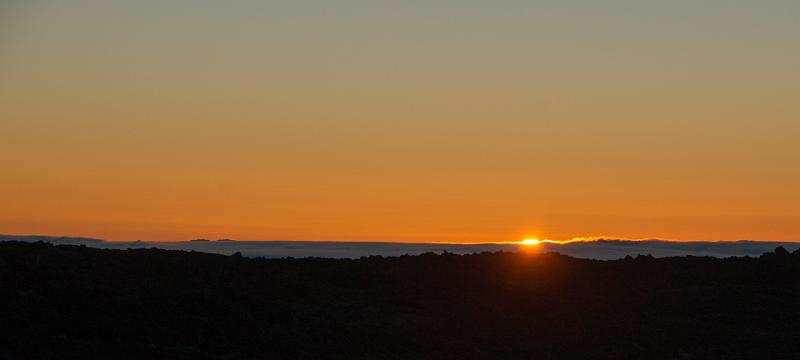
[2,235,798,260]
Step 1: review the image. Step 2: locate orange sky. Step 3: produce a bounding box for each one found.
[1,1,798,242]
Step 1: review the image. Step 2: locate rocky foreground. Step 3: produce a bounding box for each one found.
[1,241,799,359]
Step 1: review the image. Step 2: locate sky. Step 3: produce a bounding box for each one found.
[1,0,798,242]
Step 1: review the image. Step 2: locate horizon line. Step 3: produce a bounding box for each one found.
[1,233,797,244]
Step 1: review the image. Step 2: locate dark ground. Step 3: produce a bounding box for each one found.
[1,241,799,359]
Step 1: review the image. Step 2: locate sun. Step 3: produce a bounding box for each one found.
[520,239,541,245]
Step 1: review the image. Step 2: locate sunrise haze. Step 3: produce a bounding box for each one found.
[1,0,798,242]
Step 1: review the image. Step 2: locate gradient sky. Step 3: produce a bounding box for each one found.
[1,0,798,242]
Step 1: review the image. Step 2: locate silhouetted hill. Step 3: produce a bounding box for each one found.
[1,241,799,359]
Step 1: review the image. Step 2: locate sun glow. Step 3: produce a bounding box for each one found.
[520,239,541,245]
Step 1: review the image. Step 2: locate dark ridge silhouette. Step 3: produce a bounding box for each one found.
[1,241,799,359]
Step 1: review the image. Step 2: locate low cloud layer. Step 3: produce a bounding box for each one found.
[1,235,797,260]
